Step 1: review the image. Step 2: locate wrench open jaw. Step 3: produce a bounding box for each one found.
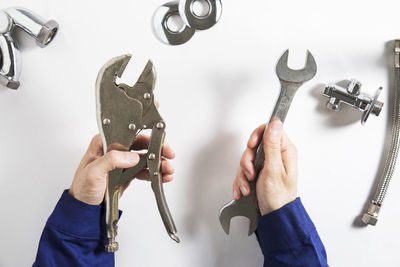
[219,50,317,236]
[276,50,317,83]
[96,55,179,253]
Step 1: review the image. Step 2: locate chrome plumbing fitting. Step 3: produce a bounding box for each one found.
[153,0,222,45]
[0,7,59,89]
[323,79,384,124]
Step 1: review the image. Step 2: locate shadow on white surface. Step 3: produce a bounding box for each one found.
[182,71,263,266]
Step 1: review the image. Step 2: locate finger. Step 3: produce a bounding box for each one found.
[240,148,256,181]
[232,178,242,200]
[132,159,174,180]
[135,170,174,183]
[130,136,175,160]
[247,124,266,149]
[162,142,176,159]
[81,134,104,167]
[88,150,140,174]
[263,120,284,172]
[155,100,160,108]
[130,135,150,151]
[163,174,174,183]
[235,168,251,197]
[161,159,175,175]
[281,131,298,176]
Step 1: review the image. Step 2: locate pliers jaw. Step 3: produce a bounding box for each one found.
[96,54,142,154]
[96,55,179,252]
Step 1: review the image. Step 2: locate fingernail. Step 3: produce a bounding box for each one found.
[240,186,248,195]
[269,121,283,136]
[233,190,238,199]
[127,152,138,163]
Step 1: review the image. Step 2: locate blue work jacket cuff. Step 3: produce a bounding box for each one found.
[256,197,316,256]
[46,190,108,239]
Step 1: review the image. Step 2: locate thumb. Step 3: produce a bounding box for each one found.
[89,150,140,175]
[263,120,284,171]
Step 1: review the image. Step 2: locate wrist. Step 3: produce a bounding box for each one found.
[68,186,103,206]
[258,196,297,216]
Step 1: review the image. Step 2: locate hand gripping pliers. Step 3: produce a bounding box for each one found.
[95,55,179,252]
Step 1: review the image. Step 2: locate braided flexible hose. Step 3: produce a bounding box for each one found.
[362,40,400,225]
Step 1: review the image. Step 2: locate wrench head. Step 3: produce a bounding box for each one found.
[276,50,317,83]
[219,197,259,236]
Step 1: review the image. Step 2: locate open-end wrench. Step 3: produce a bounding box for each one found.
[219,50,317,235]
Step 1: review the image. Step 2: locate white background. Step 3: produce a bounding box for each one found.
[0,0,399,266]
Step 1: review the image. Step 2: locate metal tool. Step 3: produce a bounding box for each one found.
[152,1,195,45]
[96,55,179,252]
[0,7,58,89]
[362,40,400,225]
[219,50,317,235]
[179,0,222,30]
[323,79,384,124]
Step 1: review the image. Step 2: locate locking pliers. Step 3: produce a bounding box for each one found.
[95,55,179,252]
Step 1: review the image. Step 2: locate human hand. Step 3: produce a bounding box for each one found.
[232,120,298,215]
[69,134,176,205]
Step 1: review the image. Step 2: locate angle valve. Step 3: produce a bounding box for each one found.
[0,7,59,89]
[323,79,384,124]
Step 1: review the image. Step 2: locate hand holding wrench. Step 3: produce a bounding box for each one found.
[219,50,317,235]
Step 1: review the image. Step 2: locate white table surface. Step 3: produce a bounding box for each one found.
[0,0,399,266]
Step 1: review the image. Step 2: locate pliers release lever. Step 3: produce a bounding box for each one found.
[95,55,179,252]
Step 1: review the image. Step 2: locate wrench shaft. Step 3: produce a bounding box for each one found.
[218,50,317,236]
[254,83,300,178]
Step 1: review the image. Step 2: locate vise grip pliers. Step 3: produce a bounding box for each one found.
[95,55,179,252]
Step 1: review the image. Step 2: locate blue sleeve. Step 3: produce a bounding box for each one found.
[256,198,328,267]
[33,190,115,267]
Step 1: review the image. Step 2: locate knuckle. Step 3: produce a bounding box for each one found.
[261,162,279,176]
[239,157,247,168]
[233,176,241,188]
[83,168,97,184]
[265,140,281,151]
[91,134,102,147]
[106,151,119,166]
[237,175,246,185]
[86,154,98,163]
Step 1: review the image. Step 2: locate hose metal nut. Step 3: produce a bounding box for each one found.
[362,202,380,226]
[36,20,59,48]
